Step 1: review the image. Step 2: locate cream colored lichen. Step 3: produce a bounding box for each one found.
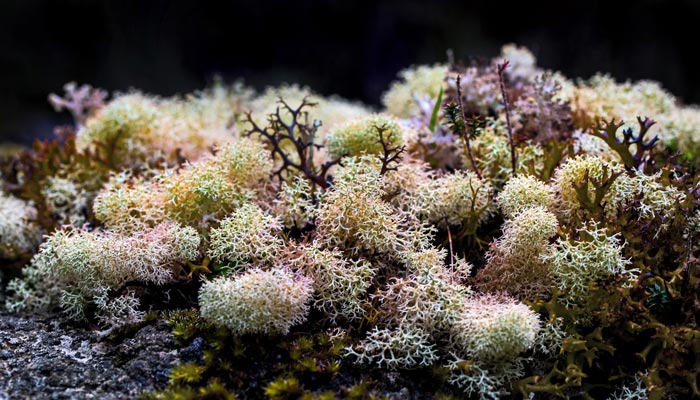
[382,64,447,118]
[0,192,42,258]
[199,267,313,335]
[497,174,555,218]
[207,203,284,272]
[476,206,558,299]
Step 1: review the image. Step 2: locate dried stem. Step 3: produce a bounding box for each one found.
[244,97,343,190]
[455,75,483,179]
[446,221,454,269]
[376,124,406,175]
[497,61,517,176]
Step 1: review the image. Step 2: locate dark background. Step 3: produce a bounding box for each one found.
[1,0,698,144]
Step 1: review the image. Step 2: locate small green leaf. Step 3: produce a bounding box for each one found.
[429,86,444,133]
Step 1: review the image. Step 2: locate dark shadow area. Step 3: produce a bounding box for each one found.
[1,0,698,143]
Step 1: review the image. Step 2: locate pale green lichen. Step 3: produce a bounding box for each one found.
[92,171,167,232]
[446,291,540,399]
[345,325,440,370]
[382,64,447,118]
[606,374,649,400]
[272,176,316,230]
[546,222,635,304]
[326,114,405,159]
[380,256,472,333]
[497,174,555,218]
[446,357,526,400]
[477,206,558,299]
[78,84,254,167]
[409,170,493,228]
[42,176,91,227]
[8,222,200,327]
[288,242,375,323]
[315,156,431,257]
[207,203,284,273]
[572,74,676,128]
[658,107,700,161]
[164,139,273,226]
[449,294,540,364]
[198,267,313,335]
[78,93,162,165]
[0,191,42,258]
[94,137,274,231]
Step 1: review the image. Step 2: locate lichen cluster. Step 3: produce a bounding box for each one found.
[2,44,700,399]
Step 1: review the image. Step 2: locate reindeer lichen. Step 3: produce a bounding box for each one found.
[5,43,700,399]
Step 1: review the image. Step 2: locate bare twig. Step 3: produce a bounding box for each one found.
[450,75,483,179]
[497,61,517,175]
[375,124,406,175]
[244,97,344,190]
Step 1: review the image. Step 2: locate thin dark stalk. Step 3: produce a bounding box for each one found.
[455,75,482,179]
[497,61,517,176]
[244,97,343,190]
[376,125,406,175]
[446,221,454,270]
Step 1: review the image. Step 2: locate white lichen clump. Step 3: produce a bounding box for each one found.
[9,222,200,326]
[497,174,555,218]
[0,192,42,258]
[449,294,541,363]
[199,267,313,335]
[547,222,635,304]
[207,203,284,272]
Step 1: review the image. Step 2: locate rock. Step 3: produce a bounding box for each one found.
[0,312,182,399]
[179,336,206,364]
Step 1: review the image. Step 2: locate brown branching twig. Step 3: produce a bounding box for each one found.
[375,124,406,175]
[244,97,344,190]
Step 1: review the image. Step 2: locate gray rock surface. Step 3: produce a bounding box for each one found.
[0,313,183,400]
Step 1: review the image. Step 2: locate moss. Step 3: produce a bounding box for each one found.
[142,380,237,400]
[264,376,304,400]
